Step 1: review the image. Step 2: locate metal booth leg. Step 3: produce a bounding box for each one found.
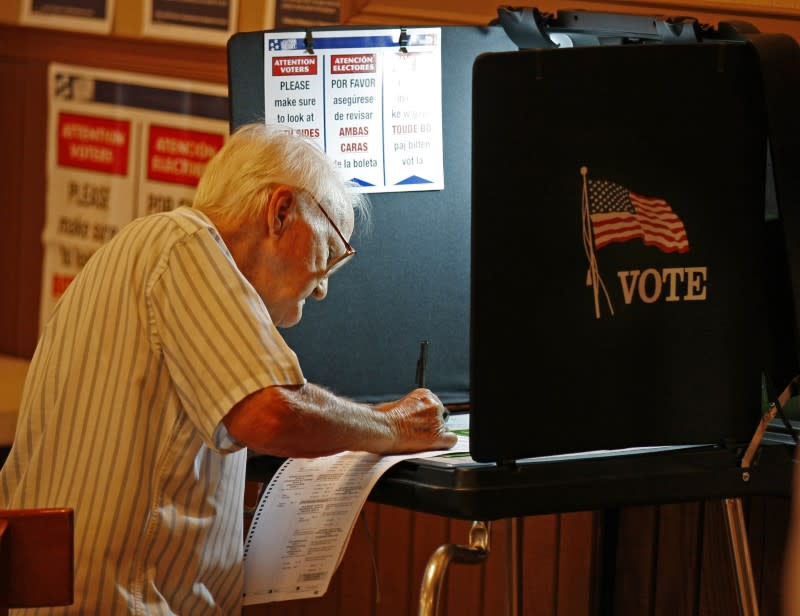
[418,521,491,616]
[723,497,760,616]
[721,392,790,616]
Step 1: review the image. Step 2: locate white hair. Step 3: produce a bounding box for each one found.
[193,122,370,231]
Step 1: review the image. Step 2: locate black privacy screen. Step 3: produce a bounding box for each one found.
[470,42,770,461]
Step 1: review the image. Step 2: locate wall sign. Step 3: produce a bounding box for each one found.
[42,63,229,329]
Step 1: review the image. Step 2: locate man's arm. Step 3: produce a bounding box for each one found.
[222,383,457,458]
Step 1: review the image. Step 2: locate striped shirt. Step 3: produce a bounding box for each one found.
[0,207,305,614]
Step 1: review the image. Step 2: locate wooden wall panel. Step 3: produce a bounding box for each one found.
[522,514,560,615]
[614,505,659,614]
[16,60,47,358]
[480,519,512,616]
[698,502,740,615]
[376,504,415,614]
[0,59,24,353]
[750,494,791,615]
[557,512,600,616]
[653,503,703,616]
[337,507,380,614]
[0,56,47,357]
[0,26,227,83]
[239,499,788,616]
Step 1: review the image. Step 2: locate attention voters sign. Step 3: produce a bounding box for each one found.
[264,28,444,194]
[41,63,228,330]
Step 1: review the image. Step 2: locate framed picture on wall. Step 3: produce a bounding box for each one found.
[275,0,340,26]
[19,0,114,33]
[142,0,239,46]
[113,0,238,45]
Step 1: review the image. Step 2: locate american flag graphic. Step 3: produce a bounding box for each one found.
[588,179,689,253]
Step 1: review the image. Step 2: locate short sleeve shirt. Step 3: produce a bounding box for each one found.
[0,207,304,614]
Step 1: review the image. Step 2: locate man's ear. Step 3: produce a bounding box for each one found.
[265,185,296,237]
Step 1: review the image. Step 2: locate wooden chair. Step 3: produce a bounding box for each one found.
[0,508,74,615]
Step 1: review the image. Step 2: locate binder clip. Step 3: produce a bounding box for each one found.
[304,29,314,54]
[398,27,409,53]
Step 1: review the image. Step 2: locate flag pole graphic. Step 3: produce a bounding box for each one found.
[581,166,614,318]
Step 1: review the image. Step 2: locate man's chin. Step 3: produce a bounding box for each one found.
[276,306,303,328]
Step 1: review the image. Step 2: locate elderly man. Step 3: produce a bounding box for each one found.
[0,122,456,614]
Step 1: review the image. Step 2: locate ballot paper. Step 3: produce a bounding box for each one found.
[242,434,470,605]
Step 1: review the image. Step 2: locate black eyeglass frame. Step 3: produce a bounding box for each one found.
[289,185,356,276]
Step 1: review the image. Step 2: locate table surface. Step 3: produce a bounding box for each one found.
[246,424,797,521]
[0,355,30,446]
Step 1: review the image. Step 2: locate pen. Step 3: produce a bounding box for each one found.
[415,339,429,388]
[415,339,448,423]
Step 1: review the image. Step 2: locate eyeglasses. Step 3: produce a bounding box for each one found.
[291,186,356,276]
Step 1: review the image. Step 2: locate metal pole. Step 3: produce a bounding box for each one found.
[723,497,760,616]
[418,521,491,616]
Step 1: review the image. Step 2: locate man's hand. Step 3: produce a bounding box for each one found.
[374,388,458,454]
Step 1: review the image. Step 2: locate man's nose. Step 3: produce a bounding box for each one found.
[312,277,328,300]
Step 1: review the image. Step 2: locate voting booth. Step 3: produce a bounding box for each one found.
[229,9,800,615]
[228,14,799,459]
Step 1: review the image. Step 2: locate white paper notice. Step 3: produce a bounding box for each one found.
[263,28,444,194]
[242,435,469,605]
